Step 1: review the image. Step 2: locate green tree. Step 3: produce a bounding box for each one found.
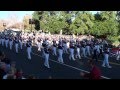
[71,11,94,35]
[92,11,119,41]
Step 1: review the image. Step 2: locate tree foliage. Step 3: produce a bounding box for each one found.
[31,11,120,44]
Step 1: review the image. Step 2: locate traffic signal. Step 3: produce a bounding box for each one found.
[29,19,32,24]
[29,19,35,24]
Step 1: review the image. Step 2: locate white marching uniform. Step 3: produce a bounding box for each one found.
[27,41,32,60]
[52,41,57,56]
[116,49,120,60]
[0,37,2,45]
[96,44,100,54]
[58,44,64,63]
[24,38,27,47]
[102,48,112,68]
[53,46,57,56]
[9,38,13,50]
[5,37,9,48]
[44,47,50,68]
[67,42,70,49]
[42,42,46,58]
[75,43,81,59]
[69,43,75,60]
[100,44,104,53]
[81,44,86,58]
[85,44,91,56]
[63,41,68,54]
[15,39,19,53]
[37,39,41,51]
[2,37,5,46]
[19,39,23,50]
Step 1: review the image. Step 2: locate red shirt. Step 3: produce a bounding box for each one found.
[15,72,23,79]
[84,65,101,79]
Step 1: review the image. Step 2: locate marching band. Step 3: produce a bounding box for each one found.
[0,31,119,69]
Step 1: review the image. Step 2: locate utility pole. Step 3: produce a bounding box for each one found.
[3,23,6,32]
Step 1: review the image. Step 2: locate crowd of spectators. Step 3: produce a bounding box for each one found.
[0,50,39,79]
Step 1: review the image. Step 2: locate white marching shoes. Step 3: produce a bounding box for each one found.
[102,65,106,67]
[107,66,112,68]
[102,65,112,68]
[116,55,120,60]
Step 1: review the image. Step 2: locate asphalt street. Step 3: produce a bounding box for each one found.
[0,44,120,79]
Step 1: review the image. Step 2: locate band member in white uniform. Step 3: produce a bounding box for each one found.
[116,47,120,60]
[44,45,50,68]
[75,41,81,59]
[81,41,86,58]
[23,36,27,47]
[37,37,41,51]
[19,37,23,50]
[0,36,2,45]
[14,37,19,53]
[1,36,5,47]
[52,40,57,56]
[26,40,32,60]
[85,41,91,56]
[58,43,64,63]
[102,47,112,68]
[5,36,9,48]
[9,36,13,50]
[66,40,70,51]
[63,39,68,54]
[96,43,100,56]
[92,43,99,61]
[99,43,104,57]
[69,41,75,60]
[42,40,46,58]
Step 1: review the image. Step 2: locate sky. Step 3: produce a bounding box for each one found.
[0,11,98,22]
[0,11,34,22]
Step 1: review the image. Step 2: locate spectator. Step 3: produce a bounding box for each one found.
[0,52,5,61]
[1,53,11,67]
[3,69,16,79]
[10,61,16,74]
[15,69,24,79]
[0,51,4,61]
[0,50,2,58]
[7,74,16,79]
[27,75,36,79]
[48,76,52,79]
[80,60,102,79]
[0,62,7,79]
[1,56,10,64]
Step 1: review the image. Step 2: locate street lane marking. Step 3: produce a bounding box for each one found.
[10,44,120,66]
[0,45,111,79]
[32,47,120,66]
[86,57,120,66]
[32,52,110,79]
[99,60,120,66]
